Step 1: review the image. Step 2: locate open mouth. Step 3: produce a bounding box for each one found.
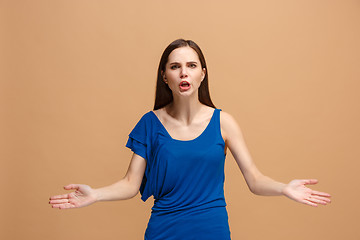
[179,81,190,88]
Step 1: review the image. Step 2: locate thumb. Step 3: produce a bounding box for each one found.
[64,184,81,190]
[301,179,318,185]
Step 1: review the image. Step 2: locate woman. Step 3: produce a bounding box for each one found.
[49,39,331,239]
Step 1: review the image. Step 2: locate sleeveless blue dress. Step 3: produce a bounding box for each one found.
[126,108,231,240]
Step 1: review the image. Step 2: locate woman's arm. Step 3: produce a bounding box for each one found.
[95,153,146,201]
[220,111,331,206]
[49,153,146,209]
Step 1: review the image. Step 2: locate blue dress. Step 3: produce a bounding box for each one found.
[126,108,231,240]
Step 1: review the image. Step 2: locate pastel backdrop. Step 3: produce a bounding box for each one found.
[1,0,359,239]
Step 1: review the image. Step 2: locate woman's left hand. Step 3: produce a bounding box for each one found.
[282,179,331,207]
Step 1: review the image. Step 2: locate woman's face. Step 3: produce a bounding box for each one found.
[162,46,206,97]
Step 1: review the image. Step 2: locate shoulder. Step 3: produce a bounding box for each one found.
[137,110,155,122]
[129,110,158,138]
[219,110,237,126]
[219,110,242,141]
[131,111,156,129]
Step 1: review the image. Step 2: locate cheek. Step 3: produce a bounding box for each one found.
[167,76,179,89]
[195,72,204,83]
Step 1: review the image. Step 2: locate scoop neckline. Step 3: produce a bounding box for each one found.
[150,108,217,142]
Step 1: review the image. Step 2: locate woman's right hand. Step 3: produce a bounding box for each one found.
[49,184,98,209]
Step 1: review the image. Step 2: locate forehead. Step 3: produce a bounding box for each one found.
[167,46,200,63]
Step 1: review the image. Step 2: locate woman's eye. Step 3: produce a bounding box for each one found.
[170,65,178,69]
[190,64,197,68]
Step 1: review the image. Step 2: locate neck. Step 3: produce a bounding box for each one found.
[166,93,204,125]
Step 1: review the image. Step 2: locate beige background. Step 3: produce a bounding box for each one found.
[1,0,359,239]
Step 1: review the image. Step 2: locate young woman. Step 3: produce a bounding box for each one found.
[49,39,331,240]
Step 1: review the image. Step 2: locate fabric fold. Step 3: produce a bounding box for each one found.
[126,136,147,161]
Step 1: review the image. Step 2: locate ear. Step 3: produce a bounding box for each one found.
[161,70,167,83]
[201,68,206,81]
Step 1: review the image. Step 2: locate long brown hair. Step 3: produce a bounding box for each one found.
[153,39,216,110]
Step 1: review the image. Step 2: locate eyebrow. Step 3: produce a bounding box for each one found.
[169,61,198,65]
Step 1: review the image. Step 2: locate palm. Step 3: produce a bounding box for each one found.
[49,184,97,209]
[283,179,331,207]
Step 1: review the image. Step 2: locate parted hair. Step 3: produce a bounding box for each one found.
[153,39,216,110]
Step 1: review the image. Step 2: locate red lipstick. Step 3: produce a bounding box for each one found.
[179,81,191,91]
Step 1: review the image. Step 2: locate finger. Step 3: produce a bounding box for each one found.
[301,179,318,185]
[51,203,74,209]
[59,203,76,209]
[310,195,331,204]
[51,204,61,208]
[64,184,80,190]
[306,196,329,205]
[311,190,331,197]
[49,199,69,204]
[49,193,69,200]
[51,203,69,209]
[302,199,318,207]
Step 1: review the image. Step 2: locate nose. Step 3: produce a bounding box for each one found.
[180,67,188,79]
